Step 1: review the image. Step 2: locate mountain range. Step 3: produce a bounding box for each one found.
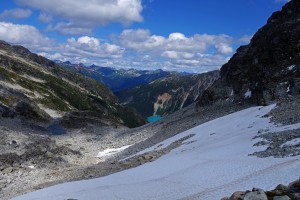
[57,61,174,92]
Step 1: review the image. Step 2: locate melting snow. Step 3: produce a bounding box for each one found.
[287,85,291,93]
[97,145,132,159]
[281,138,300,147]
[287,65,295,71]
[244,89,252,98]
[37,104,64,119]
[12,105,300,200]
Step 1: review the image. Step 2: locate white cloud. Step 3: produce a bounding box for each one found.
[39,36,125,65]
[162,51,194,59]
[46,22,93,35]
[0,22,236,73]
[0,22,52,51]
[64,36,124,59]
[169,33,187,41]
[16,0,143,34]
[119,29,233,55]
[215,43,233,54]
[0,8,32,19]
[118,30,235,72]
[239,35,253,44]
[0,22,123,66]
[38,13,53,23]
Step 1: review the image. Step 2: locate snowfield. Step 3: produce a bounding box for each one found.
[12,105,300,200]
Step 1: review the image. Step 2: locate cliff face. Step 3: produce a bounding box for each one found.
[205,0,300,106]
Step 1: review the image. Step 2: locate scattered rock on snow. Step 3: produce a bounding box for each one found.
[223,179,300,200]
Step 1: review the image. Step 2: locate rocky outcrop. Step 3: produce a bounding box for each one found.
[222,179,300,200]
[199,0,300,107]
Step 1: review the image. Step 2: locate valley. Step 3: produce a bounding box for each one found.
[0,0,300,200]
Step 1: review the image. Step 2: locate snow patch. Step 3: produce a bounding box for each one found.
[287,65,295,71]
[281,138,300,148]
[37,104,64,118]
[97,145,132,160]
[21,74,46,83]
[0,81,31,93]
[244,89,252,98]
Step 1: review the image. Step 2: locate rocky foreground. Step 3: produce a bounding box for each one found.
[222,179,300,200]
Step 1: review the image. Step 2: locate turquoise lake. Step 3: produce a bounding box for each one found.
[147,115,162,123]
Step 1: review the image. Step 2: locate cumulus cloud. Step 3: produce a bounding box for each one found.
[41,30,233,73]
[0,21,235,73]
[64,36,124,59]
[0,22,124,66]
[0,8,32,19]
[111,29,234,72]
[0,22,52,51]
[119,29,233,54]
[16,0,143,34]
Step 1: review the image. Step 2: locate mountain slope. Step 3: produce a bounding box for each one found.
[199,0,300,107]
[12,105,300,200]
[117,70,219,117]
[0,41,145,128]
[58,61,173,92]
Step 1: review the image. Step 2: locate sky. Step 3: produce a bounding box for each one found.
[0,0,290,73]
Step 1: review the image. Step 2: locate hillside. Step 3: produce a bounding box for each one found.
[57,61,173,92]
[117,70,219,118]
[0,41,145,128]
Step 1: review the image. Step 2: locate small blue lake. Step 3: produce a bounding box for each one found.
[47,120,66,135]
[147,115,162,123]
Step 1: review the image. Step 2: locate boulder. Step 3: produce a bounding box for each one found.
[244,189,267,200]
[2,166,13,174]
[288,179,300,193]
[275,184,288,191]
[273,195,291,200]
[229,191,245,200]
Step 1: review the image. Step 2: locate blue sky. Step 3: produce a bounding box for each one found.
[0,0,289,73]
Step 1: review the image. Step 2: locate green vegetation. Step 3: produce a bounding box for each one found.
[0,95,17,106]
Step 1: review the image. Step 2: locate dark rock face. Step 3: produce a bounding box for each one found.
[202,0,300,106]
